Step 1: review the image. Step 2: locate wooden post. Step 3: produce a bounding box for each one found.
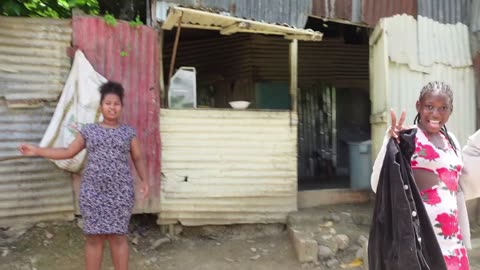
[289,39,298,112]
[158,28,166,107]
[168,15,183,81]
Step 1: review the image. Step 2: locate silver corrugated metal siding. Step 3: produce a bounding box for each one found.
[233,0,311,29]
[387,64,476,146]
[418,0,470,25]
[0,103,74,227]
[0,17,72,99]
[383,15,472,68]
[158,109,297,225]
[0,16,74,227]
[418,16,472,68]
[157,0,311,28]
[471,0,480,32]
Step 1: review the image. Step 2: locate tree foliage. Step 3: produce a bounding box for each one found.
[1,0,99,18]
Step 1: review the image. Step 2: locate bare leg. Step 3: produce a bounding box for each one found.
[108,234,129,270]
[85,235,105,270]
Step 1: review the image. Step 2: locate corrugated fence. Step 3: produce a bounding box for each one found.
[158,109,297,225]
[0,16,74,227]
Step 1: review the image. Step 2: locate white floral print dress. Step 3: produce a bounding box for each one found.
[412,128,469,270]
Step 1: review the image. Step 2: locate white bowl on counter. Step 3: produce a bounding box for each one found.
[229,101,250,109]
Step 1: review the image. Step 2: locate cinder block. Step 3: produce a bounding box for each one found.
[288,227,318,263]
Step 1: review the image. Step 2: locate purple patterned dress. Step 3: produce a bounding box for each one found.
[79,123,136,235]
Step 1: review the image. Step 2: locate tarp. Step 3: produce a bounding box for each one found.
[39,50,106,172]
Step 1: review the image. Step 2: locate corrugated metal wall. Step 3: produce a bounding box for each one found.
[157,0,311,28]
[418,0,470,25]
[299,39,369,89]
[72,16,161,213]
[165,34,368,90]
[0,16,74,227]
[418,16,472,68]
[164,34,253,83]
[311,0,416,27]
[388,64,476,146]
[158,109,297,225]
[362,0,417,27]
[0,17,71,99]
[472,0,480,32]
[311,0,362,24]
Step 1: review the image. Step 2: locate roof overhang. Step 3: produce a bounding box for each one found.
[161,6,323,41]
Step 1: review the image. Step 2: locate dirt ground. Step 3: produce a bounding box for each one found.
[0,215,366,270]
[2,214,480,270]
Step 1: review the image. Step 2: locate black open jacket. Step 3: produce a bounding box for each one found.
[368,128,447,270]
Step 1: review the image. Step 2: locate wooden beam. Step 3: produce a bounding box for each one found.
[158,28,166,107]
[162,9,182,30]
[284,34,322,41]
[220,22,249,35]
[168,14,183,82]
[289,39,298,113]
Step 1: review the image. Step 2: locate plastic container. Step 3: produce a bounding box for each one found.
[348,140,372,190]
[168,67,196,109]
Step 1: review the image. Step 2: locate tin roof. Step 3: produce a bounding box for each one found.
[161,5,323,41]
[156,0,312,28]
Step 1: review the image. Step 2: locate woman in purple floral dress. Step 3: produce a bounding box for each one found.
[19,81,149,270]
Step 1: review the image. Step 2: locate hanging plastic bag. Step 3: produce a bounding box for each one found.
[39,50,106,173]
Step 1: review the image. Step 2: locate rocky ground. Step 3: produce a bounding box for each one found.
[1,204,480,270]
[0,216,333,270]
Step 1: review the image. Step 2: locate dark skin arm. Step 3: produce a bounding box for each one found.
[131,138,149,199]
[18,133,85,159]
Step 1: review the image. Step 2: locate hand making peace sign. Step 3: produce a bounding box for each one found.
[389,109,408,143]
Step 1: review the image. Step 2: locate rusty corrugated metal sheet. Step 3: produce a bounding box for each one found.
[0,16,75,227]
[418,0,470,25]
[72,16,161,213]
[311,0,362,23]
[362,0,416,27]
[157,0,311,28]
